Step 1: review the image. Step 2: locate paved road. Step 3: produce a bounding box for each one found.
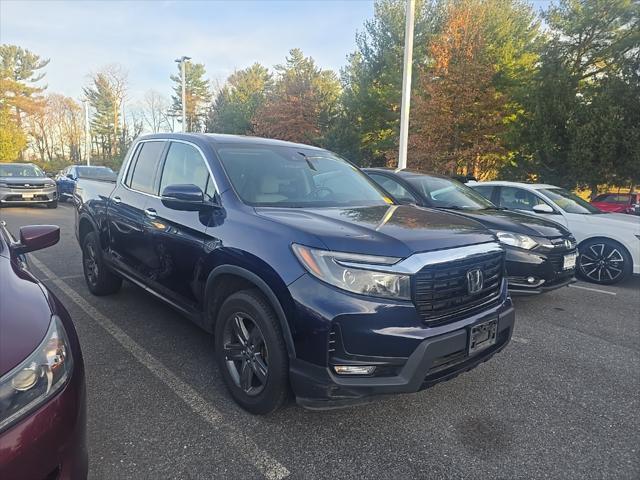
[1,203,639,480]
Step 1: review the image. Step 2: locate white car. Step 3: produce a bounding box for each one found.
[468,181,640,285]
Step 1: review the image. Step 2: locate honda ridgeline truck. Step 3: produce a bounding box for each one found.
[74,133,515,413]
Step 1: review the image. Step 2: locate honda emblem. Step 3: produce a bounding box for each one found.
[466,268,483,294]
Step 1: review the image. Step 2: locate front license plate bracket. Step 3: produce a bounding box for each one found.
[468,318,497,355]
[563,252,577,270]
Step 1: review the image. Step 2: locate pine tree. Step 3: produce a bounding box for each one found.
[170,61,211,132]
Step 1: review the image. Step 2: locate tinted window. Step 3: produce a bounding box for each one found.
[540,188,602,214]
[499,187,549,212]
[471,185,495,201]
[76,166,117,181]
[160,142,212,198]
[407,175,494,210]
[217,145,388,207]
[128,141,165,194]
[369,174,417,203]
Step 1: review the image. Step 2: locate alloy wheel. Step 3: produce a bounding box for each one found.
[84,243,99,285]
[222,313,269,396]
[578,243,624,283]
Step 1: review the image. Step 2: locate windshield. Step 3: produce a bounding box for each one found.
[407,175,495,210]
[540,188,602,214]
[0,164,45,177]
[76,166,117,181]
[216,145,390,208]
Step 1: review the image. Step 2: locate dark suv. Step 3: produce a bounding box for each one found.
[75,133,515,413]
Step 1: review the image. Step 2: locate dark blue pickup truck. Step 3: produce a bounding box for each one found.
[74,133,514,413]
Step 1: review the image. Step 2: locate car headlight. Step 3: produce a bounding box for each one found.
[292,244,411,300]
[0,315,73,432]
[494,231,538,250]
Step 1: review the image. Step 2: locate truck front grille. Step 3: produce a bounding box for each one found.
[413,250,504,325]
[8,183,47,189]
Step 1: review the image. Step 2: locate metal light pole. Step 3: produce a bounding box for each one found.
[397,0,415,171]
[174,56,191,132]
[83,100,91,166]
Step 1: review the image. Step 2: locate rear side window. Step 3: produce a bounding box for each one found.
[127,141,165,194]
[159,142,212,198]
[472,185,495,201]
[498,186,547,211]
[369,174,417,203]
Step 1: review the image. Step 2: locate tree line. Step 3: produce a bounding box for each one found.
[1,0,638,193]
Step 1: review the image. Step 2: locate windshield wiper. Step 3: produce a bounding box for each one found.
[440,205,465,210]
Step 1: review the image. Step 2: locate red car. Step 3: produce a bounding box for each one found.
[590,192,640,215]
[0,222,87,479]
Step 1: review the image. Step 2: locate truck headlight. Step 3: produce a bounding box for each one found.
[495,231,538,250]
[292,244,411,300]
[0,316,73,432]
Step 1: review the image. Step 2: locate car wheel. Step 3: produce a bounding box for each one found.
[82,231,122,295]
[577,239,632,285]
[215,289,289,414]
[47,200,58,209]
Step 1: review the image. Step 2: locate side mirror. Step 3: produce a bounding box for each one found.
[161,184,210,211]
[14,225,60,254]
[66,174,74,180]
[532,204,554,214]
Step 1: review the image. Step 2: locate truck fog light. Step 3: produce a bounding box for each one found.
[333,365,376,375]
[527,276,536,284]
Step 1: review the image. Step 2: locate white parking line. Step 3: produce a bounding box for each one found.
[29,256,290,480]
[568,284,617,296]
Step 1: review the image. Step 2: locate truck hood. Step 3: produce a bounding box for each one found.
[255,204,495,258]
[445,208,570,238]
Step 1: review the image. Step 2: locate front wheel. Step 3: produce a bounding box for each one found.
[46,200,58,209]
[214,289,289,414]
[82,231,122,295]
[577,239,632,285]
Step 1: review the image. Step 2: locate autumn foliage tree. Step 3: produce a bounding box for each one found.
[207,63,271,135]
[253,49,340,145]
[409,0,508,176]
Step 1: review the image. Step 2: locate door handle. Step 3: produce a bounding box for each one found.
[112,196,121,204]
[144,208,157,219]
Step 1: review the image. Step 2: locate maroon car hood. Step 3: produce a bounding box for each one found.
[0,254,52,376]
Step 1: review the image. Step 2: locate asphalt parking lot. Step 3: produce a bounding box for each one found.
[1,203,639,480]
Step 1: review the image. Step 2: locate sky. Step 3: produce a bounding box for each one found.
[1,0,552,108]
[0,0,376,104]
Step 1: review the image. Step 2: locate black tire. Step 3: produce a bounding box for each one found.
[214,289,289,414]
[82,231,122,295]
[577,238,632,285]
[46,200,58,209]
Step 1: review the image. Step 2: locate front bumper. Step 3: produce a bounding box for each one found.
[287,273,514,409]
[505,246,576,295]
[0,187,57,205]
